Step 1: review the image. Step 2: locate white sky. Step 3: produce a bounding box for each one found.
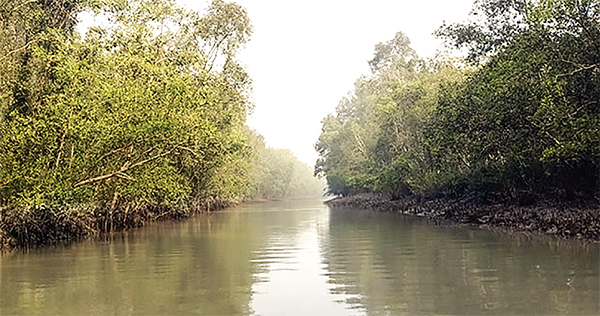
[185,1,476,165]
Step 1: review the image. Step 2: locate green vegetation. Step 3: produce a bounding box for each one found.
[0,0,321,248]
[246,129,325,199]
[316,0,599,204]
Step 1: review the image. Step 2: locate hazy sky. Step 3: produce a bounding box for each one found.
[179,0,476,165]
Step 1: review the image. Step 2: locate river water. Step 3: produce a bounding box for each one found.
[1,199,598,315]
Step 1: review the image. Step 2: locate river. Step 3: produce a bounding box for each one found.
[1,199,598,315]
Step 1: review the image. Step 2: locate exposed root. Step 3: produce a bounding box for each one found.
[0,197,239,251]
[326,193,599,242]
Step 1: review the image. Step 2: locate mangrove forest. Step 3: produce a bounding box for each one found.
[315,0,599,240]
[0,0,323,249]
[316,0,598,204]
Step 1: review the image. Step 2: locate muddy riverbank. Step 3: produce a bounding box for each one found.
[325,194,599,242]
[0,198,237,251]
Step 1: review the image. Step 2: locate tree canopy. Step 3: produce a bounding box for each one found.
[0,0,322,211]
[316,0,599,203]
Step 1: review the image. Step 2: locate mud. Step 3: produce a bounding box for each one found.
[0,198,237,251]
[325,194,599,242]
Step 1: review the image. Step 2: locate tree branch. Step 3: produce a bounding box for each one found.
[205,33,231,72]
[0,40,36,63]
[12,0,37,12]
[54,131,67,169]
[99,143,133,160]
[74,148,175,188]
[545,131,561,145]
[558,60,599,77]
[177,145,201,157]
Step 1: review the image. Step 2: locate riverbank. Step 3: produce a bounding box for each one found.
[0,198,237,251]
[325,194,599,242]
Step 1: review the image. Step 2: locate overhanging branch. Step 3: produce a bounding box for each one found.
[74,148,175,188]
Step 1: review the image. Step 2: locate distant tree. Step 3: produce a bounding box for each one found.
[250,130,324,199]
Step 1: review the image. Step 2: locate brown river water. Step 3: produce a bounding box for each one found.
[1,199,598,315]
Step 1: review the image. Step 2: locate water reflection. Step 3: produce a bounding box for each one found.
[248,200,349,316]
[1,211,259,315]
[322,208,599,315]
[1,200,598,315]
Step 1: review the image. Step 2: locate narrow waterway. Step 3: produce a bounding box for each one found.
[1,199,598,315]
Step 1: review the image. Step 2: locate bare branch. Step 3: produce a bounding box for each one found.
[545,131,561,145]
[74,148,175,188]
[205,33,231,72]
[177,145,201,157]
[0,40,36,63]
[12,0,37,12]
[99,143,133,160]
[54,131,66,169]
[558,60,599,77]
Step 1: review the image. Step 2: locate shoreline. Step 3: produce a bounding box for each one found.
[0,196,325,251]
[2,194,597,251]
[325,194,599,243]
[0,198,238,251]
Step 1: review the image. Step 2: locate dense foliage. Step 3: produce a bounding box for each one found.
[316,0,599,203]
[0,0,321,211]
[246,129,325,200]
